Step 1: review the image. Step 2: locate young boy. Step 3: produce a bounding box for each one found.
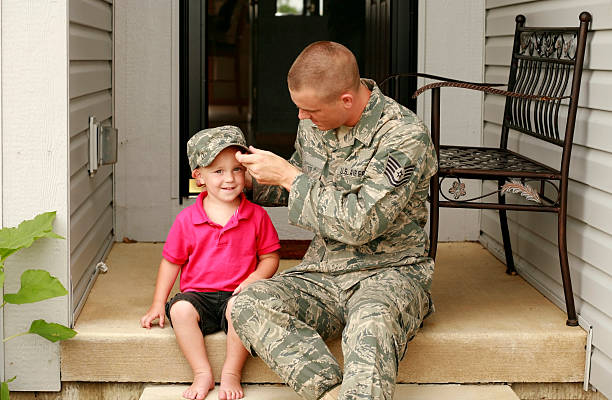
[140,126,281,400]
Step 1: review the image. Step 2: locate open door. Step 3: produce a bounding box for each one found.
[179,0,416,198]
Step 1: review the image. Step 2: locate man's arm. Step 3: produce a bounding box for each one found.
[236,144,303,206]
[288,123,437,246]
[238,147,299,191]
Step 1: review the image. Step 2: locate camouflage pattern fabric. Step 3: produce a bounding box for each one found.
[233,79,438,399]
[187,125,249,170]
[232,269,429,400]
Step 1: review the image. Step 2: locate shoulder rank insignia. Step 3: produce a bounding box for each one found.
[385,155,414,187]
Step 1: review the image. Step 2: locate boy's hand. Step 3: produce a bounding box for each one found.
[233,252,280,294]
[140,303,166,329]
[232,277,257,295]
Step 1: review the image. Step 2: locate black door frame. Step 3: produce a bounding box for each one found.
[179,0,208,201]
[391,0,418,110]
[364,0,418,110]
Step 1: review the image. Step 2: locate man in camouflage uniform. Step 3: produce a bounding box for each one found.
[233,41,437,400]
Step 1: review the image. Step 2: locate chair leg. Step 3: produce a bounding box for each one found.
[498,187,516,275]
[428,175,440,260]
[558,212,578,326]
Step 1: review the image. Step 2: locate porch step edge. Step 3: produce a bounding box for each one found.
[61,328,586,383]
[139,383,520,400]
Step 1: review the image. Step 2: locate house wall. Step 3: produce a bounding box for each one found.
[417,0,485,241]
[0,0,4,382]
[68,0,115,322]
[480,1,612,398]
[1,0,69,391]
[114,1,185,242]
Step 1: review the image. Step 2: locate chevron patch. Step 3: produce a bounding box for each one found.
[385,155,414,187]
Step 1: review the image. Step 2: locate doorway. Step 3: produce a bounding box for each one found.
[179,0,418,198]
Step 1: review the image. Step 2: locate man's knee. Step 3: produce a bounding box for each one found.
[225,295,237,320]
[344,300,414,362]
[230,291,253,324]
[346,308,401,342]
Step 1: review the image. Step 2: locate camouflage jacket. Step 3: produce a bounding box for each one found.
[253,79,438,291]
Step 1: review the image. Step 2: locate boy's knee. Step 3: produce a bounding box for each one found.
[169,300,198,322]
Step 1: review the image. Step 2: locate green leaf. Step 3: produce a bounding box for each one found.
[0,376,16,400]
[0,211,64,263]
[1,383,8,400]
[0,270,4,291]
[0,380,10,400]
[3,270,67,304]
[28,320,77,343]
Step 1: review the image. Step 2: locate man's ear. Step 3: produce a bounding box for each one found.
[340,93,354,109]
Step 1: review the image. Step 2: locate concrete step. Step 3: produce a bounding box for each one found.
[139,384,520,400]
[62,242,587,384]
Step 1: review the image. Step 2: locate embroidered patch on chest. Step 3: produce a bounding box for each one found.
[385,155,414,187]
[338,166,365,178]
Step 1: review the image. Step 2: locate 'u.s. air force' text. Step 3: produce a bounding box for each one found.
[338,167,365,177]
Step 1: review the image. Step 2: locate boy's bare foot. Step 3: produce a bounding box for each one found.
[183,371,215,400]
[218,371,244,400]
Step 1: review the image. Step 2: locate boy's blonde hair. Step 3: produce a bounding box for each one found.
[287,41,360,103]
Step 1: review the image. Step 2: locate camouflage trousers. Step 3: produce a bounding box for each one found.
[231,268,430,400]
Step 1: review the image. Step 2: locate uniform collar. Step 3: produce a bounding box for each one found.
[192,191,251,225]
[352,79,385,146]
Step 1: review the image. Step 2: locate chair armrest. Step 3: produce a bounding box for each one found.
[412,80,570,102]
[380,72,506,88]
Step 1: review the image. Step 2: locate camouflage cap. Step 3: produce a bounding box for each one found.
[187,125,248,170]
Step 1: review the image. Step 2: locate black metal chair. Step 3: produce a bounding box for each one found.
[383,12,591,326]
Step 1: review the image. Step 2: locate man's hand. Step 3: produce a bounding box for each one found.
[236,146,300,191]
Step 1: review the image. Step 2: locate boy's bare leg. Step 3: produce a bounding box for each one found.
[170,301,215,400]
[219,298,248,400]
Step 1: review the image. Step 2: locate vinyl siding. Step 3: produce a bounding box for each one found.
[416,0,485,241]
[482,1,612,397]
[2,0,69,390]
[69,0,114,322]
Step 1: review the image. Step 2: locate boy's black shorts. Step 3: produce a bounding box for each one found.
[165,291,233,335]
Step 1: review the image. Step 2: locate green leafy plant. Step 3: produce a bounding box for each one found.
[0,211,77,398]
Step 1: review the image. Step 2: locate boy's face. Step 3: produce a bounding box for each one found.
[193,147,246,204]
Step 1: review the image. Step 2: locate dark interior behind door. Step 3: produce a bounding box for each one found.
[179,0,417,198]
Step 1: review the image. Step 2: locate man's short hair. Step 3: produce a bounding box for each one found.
[287,41,360,102]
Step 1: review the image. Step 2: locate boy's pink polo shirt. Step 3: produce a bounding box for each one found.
[163,192,280,293]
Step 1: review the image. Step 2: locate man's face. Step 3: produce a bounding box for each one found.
[289,87,347,131]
